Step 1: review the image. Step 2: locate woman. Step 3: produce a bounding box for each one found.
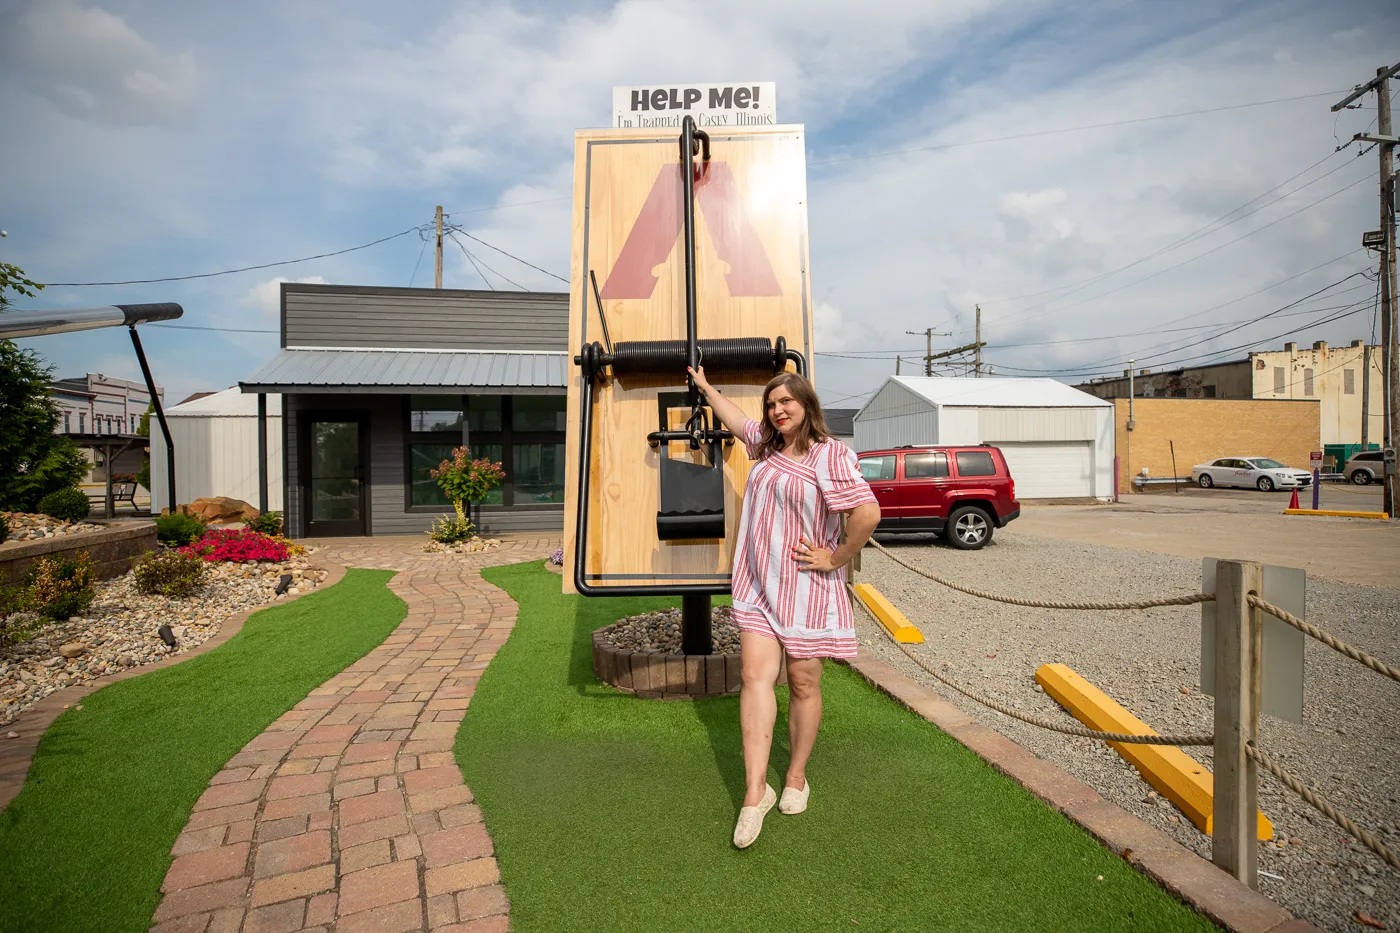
[687,365,881,849]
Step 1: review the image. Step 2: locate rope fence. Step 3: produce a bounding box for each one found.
[859,543,1400,876]
[1247,744,1400,871]
[1249,595,1400,684]
[867,539,1215,610]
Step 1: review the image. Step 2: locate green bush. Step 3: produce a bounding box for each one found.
[155,513,206,547]
[428,515,475,543]
[26,551,95,621]
[0,513,8,544]
[132,549,207,598]
[0,569,37,648]
[36,487,91,522]
[246,511,282,536]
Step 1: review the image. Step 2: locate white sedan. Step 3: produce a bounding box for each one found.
[1192,457,1313,492]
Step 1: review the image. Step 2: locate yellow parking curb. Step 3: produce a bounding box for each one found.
[1036,663,1272,840]
[1284,508,1389,520]
[850,583,924,644]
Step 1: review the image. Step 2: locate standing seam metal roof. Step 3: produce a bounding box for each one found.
[239,348,569,392]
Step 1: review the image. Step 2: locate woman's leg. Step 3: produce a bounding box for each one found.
[784,656,824,790]
[739,631,784,807]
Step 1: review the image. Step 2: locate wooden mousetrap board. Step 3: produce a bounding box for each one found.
[563,124,813,595]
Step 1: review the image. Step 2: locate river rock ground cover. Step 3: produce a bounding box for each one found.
[2,552,328,727]
[1,511,104,542]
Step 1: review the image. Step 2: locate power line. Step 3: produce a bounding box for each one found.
[995,172,1374,329]
[48,225,426,287]
[408,230,430,287]
[447,231,526,290]
[992,296,1375,380]
[809,90,1346,167]
[150,323,277,333]
[979,150,1349,306]
[447,233,498,290]
[447,227,569,284]
[1018,273,1374,375]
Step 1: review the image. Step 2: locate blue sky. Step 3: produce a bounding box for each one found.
[1,0,1396,408]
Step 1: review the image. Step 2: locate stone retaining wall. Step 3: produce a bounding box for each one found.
[592,624,785,699]
[0,522,157,584]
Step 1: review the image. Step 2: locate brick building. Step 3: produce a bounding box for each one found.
[1113,397,1319,493]
[1077,340,1381,447]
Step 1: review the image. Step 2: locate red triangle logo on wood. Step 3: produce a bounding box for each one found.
[600,163,783,300]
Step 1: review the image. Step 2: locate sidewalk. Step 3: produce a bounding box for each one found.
[151,534,556,933]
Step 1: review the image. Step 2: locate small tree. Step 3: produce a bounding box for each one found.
[429,447,506,528]
[135,400,155,491]
[0,263,89,511]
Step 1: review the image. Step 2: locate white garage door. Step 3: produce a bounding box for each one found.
[994,441,1094,498]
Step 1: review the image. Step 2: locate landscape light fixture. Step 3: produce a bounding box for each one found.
[157,625,177,649]
[275,574,293,596]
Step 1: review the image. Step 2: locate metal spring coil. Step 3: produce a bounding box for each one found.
[609,337,774,376]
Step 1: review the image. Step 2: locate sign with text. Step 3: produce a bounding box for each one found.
[612,82,777,129]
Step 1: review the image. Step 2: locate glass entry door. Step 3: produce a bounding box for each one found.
[303,416,367,536]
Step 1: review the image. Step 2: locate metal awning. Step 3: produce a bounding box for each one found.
[239,348,569,394]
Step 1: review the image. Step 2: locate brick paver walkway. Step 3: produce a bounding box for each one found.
[151,534,557,933]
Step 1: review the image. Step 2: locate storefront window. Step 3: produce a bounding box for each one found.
[410,395,463,433]
[468,395,503,433]
[512,443,565,503]
[512,396,566,432]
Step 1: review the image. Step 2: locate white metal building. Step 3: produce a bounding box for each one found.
[150,388,284,513]
[853,377,1115,499]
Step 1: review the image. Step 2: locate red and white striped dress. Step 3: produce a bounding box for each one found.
[730,418,877,659]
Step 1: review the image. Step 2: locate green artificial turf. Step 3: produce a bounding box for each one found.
[0,568,405,933]
[460,562,1221,933]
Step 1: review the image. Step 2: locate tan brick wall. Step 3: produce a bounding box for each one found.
[1114,398,1319,492]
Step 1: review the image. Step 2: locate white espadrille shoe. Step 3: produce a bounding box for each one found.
[779,781,810,815]
[733,785,777,848]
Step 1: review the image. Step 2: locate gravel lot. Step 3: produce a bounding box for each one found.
[854,529,1399,933]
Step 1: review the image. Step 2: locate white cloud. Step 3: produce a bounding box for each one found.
[5,0,198,126]
[246,276,327,318]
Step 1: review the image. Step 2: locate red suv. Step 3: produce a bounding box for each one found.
[856,445,1020,550]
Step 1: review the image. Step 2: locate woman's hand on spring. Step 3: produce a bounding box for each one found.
[793,537,838,573]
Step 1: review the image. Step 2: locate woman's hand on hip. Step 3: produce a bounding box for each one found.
[793,537,839,573]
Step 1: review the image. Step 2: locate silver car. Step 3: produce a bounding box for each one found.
[1343,450,1384,485]
[1192,457,1313,492]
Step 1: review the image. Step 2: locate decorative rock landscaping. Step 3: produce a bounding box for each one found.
[1,512,104,543]
[602,606,742,655]
[593,606,783,699]
[1,553,328,728]
[423,536,503,555]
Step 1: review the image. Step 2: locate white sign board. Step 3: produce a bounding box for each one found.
[1200,559,1305,723]
[612,82,777,129]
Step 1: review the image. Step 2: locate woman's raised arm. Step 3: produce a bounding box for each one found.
[687,365,753,432]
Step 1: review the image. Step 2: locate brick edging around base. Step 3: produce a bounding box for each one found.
[0,560,349,812]
[840,653,1324,933]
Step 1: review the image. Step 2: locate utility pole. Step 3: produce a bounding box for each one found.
[905,327,952,376]
[434,205,444,289]
[975,305,984,377]
[1335,62,1400,519]
[895,356,902,375]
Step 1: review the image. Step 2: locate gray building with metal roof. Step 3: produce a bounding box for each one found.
[240,283,569,538]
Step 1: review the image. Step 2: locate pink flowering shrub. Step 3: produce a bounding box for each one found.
[179,528,289,563]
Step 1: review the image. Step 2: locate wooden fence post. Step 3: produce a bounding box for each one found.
[1212,559,1263,887]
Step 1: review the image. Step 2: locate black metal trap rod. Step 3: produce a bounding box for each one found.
[679,114,709,409]
[681,593,713,656]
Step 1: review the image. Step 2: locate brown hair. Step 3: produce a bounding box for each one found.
[755,372,830,459]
